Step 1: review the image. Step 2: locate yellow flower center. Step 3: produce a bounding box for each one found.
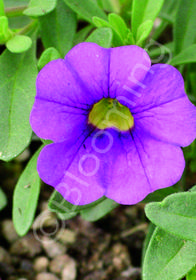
[88,98,134,131]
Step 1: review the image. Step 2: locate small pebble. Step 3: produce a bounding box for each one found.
[56,229,76,245]
[0,247,11,264]
[41,236,66,258]
[10,233,42,257]
[49,255,76,278]
[61,256,77,280]
[35,272,60,280]
[1,220,19,243]
[34,256,49,272]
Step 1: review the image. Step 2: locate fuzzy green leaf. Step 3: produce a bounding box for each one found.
[0,41,37,161]
[13,147,42,236]
[145,191,196,242]
[39,0,77,56]
[132,0,164,38]
[63,0,107,24]
[142,227,196,280]
[85,27,112,48]
[80,198,118,221]
[23,0,57,16]
[6,35,32,53]
[38,47,61,71]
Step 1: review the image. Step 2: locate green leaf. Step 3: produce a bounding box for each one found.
[145,191,196,242]
[170,44,196,66]
[153,0,181,40]
[0,40,37,161]
[0,16,12,44]
[85,27,113,48]
[39,0,77,57]
[142,186,179,203]
[23,0,57,16]
[63,0,107,24]
[38,47,61,71]
[93,15,128,46]
[57,212,77,220]
[0,188,7,211]
[142,223,156,264]
[73,25,93,45]
[6,35,32,53]
[80,198,118,222]
[0,0,5,16]
[174,0,196,54]
[108,13,129,42]
[48,190,106,214]
[142,227,196,280]
[187,265,196,280]
[136,20,153,45]
[13,147,42,236]
[131,0,164,38]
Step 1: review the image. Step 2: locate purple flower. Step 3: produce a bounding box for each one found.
[30,43,196,205]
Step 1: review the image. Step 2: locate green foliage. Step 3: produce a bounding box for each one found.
[170,44,196,66]
[37,47,61,71]
[85,27,113,48]
[23,0,57,17]
[136,20,153,46]
[131,0,164,39]
[145,191,196,242]
[13,147,42,236]
[6,35,32,53]
[0,40,37,161]
[142,227,196,280]
[93,13,134,46]
[63,0,107,24]
[187,265,196,280]
[0,187,7,211]
[174,0,196,54]
[0,16,12,43]
[39,0,77,57]
[80,198,118,222]
[0,0,5,16]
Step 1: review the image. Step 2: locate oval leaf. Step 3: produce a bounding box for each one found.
[85,27,113,48]
[80,198,118,222]
[6,35,32,53]
[13,147,42,236]
[23,0,57,16]
[142,227,196,280]
[38,47,61,71]
[145,191,196,242]
[39,0,77,57]
[63,0,107,24]
[0,41,37,161]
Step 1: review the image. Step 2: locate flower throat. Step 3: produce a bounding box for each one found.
[88,98,134,131]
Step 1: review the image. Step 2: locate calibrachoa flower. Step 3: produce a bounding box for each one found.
[30,43,196,205]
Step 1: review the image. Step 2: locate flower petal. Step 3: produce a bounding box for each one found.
[30,42,110,141]
[30,99,88,142]
[109,45,151,101]
[105,128,185,205]
[37,129,106,205]
[131,64,196,147]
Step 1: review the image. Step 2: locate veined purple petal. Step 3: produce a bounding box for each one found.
[130,64,196,147]
[105,128,185,204]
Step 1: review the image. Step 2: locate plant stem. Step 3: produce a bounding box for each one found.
[18,20,38,35]
[120,223,148,238]
[5,5,27,17]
